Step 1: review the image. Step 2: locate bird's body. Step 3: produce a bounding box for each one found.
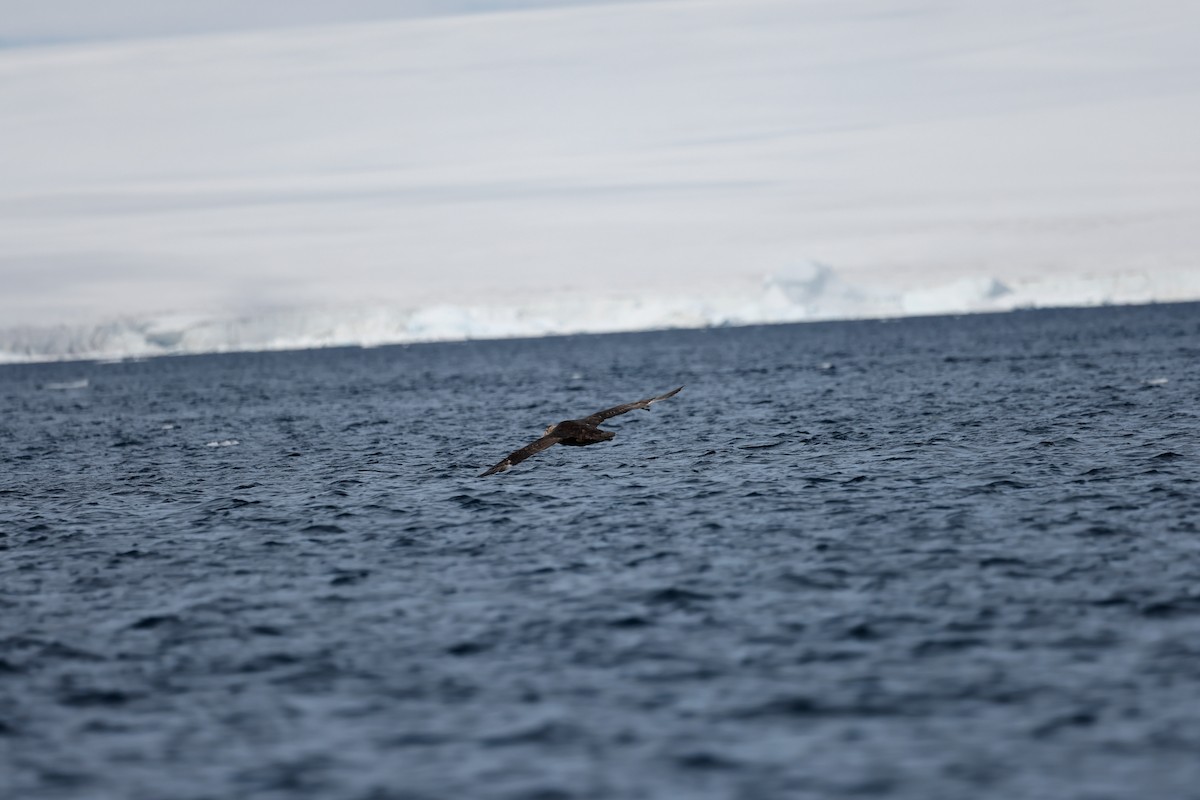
[479,386,682,476]
[546,419,617,445]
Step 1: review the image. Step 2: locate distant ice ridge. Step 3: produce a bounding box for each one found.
[1,264,1197,364]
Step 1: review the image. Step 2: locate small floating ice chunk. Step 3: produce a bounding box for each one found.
[44,378,88,390]
[205,439,240,447]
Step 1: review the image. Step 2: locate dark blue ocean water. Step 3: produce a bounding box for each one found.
[2,303,1199,800]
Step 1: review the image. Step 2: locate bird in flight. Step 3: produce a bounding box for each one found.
[479,386,683,476]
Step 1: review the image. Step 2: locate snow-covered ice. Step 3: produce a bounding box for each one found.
[2,264,1197,363]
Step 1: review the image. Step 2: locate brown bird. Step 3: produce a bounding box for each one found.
[479,386,683,476]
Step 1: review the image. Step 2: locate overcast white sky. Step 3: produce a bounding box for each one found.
[1,0,1198,332]
[0,0,647,44]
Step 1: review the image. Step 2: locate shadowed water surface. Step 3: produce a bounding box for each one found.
[2,304,1199,799]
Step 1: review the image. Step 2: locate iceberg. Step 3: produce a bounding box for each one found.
[2,264,1195,364]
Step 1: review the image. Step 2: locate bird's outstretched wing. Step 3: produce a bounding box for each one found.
[578,386,683,426]
[479,435,562,476]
